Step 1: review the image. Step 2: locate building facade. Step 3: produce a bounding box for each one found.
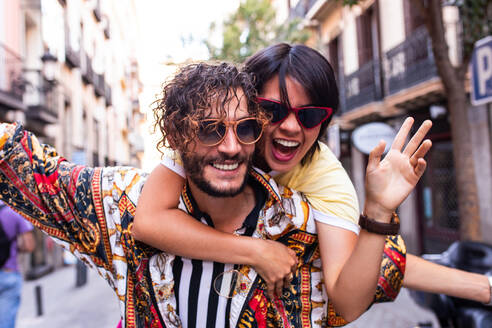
[0,0,144,275]
[287,0,492,254]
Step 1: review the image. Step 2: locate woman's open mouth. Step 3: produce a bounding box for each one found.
[271,138,300,162]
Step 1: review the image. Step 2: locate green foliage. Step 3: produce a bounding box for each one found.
[460,0,492,60]
[342,0,359,5]
[205,0,310,63]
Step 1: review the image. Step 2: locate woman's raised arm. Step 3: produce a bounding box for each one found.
[317,118,433,322]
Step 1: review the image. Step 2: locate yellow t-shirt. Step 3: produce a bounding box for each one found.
[272,142,360,233]
[160,141,360,234]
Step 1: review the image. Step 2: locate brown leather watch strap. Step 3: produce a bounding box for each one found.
[358,212,400,235]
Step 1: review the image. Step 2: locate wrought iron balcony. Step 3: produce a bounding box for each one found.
[23,69,58,123]
[384,26,438,96]
[104,83,112,106]
[94,73,105,97]
[104,24,110,39]
[81,53,94,85]
[93,6,102,22]
[342,59,383,112]
[0,43,25,110]
[65,45,80,69]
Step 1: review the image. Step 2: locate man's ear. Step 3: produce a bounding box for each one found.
[166,137,177,150]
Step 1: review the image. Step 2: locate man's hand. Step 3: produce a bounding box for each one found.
[364,118,432,221]
[252,239,298,299]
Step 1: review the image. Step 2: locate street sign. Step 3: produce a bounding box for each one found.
[471,36,492,106]
[351,122,396,155]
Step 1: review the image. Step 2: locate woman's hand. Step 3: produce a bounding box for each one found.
[364,117,432,220]
[251,239,298,299]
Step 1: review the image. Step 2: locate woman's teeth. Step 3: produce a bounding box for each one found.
[212,163,239,171]
[274,139,300,148]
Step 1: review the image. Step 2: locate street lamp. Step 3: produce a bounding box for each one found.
[41,51,58,83]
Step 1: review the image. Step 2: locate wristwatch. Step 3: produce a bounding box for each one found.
[358,212,400,235]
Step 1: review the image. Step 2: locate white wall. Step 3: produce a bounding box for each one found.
[378,0,405,52]
[443,6,460,66]
[342,6,359,75]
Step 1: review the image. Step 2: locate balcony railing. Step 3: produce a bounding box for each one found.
[104,83,112,106]
[65,28,80,69]
[290,0,318,18]
[81,53,94,85]
[384,26,438,96]
[0,42,25,109]
[93,3,102,22]
[23,69,58,123]
[104,24,110,39]
[342,59,383,112]
[65,45,80,69]
[94,73,105,97]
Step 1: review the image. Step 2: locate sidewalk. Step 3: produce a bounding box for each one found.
[346,288,440,328]
[17,265,120,328]
[16,265,439,327]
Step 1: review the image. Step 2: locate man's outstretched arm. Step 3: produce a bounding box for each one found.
[0,122,117,275]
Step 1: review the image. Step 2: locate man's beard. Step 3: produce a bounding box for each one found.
[181,152,252,197]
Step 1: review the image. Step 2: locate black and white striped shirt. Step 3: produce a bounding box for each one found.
[174,178,266,328]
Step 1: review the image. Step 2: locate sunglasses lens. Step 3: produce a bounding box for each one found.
[259,100,288,124]
[298,108,331,128]
[236,119,262,144]
[198,120,225,145]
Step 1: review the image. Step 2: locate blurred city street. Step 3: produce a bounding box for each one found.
[346,289,439,328]
[17,265,120,328]
[16,263,439,328]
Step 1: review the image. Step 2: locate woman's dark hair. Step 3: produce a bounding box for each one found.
[243,43,339,165]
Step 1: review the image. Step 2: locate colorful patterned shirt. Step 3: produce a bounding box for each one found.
[0,123,406,327]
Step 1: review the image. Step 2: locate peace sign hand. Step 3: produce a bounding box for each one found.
[364,117,432,221]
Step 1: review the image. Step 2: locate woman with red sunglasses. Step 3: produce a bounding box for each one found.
[132,44,491,323]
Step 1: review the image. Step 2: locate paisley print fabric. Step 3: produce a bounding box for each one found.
[0,123,406,327]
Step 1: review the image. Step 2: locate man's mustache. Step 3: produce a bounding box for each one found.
[205,153,251,164]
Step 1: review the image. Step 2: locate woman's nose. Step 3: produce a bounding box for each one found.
[278,112,302,134]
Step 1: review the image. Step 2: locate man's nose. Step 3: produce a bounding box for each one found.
[278,112,302,134]
[217,126,241,155]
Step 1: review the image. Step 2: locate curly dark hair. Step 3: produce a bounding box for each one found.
[153,62,268,154]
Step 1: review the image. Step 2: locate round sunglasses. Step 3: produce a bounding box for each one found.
[256,97,333,129]
[197,117,264,146]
